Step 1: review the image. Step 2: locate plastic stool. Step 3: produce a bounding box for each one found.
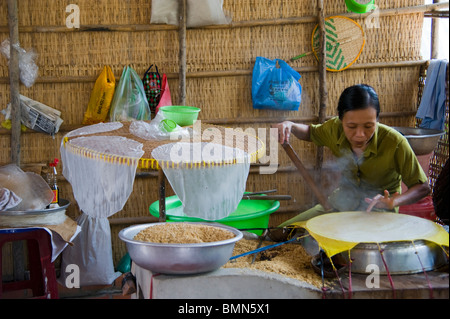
[0,228,58,299]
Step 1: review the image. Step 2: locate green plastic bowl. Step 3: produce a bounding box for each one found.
[345,0,375,14]
[149,195,280,235]
[159,106,201,126]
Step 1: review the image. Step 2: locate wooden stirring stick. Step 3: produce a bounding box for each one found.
[282,142,332,211]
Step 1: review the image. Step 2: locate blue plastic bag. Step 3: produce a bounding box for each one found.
[251,57,302,111]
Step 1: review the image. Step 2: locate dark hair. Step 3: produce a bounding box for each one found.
[337,84,380,120]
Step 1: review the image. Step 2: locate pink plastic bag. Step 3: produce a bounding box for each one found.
[155,74,172,114]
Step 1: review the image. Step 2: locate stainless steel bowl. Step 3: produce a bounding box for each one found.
[0,199,70,227]
[393,127,445,155]
[119,222,243,275]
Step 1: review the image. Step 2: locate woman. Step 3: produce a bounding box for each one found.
[273,84,430,227]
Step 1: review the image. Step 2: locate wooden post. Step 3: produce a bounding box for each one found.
[178,0,187,105]
[158,168,166,222]
[7,0,21,166]
[7,0,26,282]
[316,0,327,172]
[431,0,440,59]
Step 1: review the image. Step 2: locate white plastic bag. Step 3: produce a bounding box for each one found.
[0,38,39,88]
[129,112,190,141]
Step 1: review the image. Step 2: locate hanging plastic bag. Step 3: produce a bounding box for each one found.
[109,66,151,121]
[155,74,172,114]
[0,38,39,88]
[251,57,302,111]
[142,64,162,115]
[82,66,116,125]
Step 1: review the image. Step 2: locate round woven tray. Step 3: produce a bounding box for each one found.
[63,121,265,169]
[312,16,365,72]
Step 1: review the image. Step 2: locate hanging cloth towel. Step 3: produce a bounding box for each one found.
[416,59,448,130]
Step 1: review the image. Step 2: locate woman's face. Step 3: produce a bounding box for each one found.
[341,107,377,152]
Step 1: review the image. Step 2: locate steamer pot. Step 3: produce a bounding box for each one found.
[338,240,448,275]
[119,222,243,275]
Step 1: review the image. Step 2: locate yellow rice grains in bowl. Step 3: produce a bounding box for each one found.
[134,222,235,244]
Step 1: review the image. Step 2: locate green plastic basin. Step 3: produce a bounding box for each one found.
[149,195,280,235]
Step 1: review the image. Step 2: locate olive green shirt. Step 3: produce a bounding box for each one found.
[309,117,428,212]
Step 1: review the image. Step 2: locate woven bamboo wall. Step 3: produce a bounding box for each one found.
[0,0,430,267]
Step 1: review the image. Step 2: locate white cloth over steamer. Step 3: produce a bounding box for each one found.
[60,133,144,286]
[152,142,250,220]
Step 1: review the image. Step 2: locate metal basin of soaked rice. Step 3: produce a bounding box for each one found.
[119,222,243,275]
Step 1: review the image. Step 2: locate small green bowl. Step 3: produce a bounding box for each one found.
[159,106,201,127]
[345,0,375,14]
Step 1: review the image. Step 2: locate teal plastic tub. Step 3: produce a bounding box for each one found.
[149,195,280,235]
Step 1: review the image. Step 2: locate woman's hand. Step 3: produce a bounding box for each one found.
[365,190,399,212]
[365,183,430,213]
[271,121,293,144]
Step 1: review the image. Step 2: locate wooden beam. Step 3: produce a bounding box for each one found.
[0,60,430,85]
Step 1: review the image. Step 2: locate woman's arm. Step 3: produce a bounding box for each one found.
[271,121,312,144]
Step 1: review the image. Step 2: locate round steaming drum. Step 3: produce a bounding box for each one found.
[304,212,449,275]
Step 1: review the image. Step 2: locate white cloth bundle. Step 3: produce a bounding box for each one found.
[0,187,21,211]
[150,0,231,27]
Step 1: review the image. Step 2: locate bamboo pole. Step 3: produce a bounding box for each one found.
[178,0,187,105]
[7,0,20,166]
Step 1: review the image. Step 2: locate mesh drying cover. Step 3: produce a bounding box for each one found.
[152,142,250,220]
[294,212,449,258]
[66,121,123,137]
[61,135,144,218]
[59,134,144,285]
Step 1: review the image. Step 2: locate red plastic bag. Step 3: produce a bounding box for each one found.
[155,74,172,114]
